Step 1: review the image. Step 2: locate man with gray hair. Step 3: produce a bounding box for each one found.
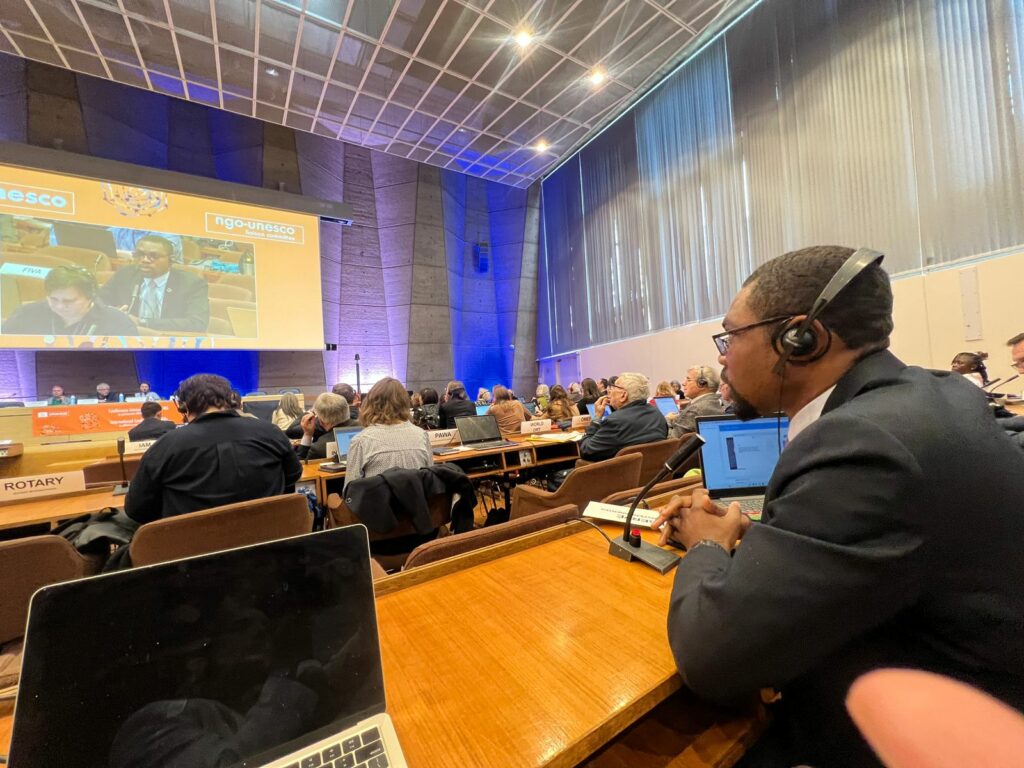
[579,371,667,461]
[296,392,355,460]
[669,365,726,436]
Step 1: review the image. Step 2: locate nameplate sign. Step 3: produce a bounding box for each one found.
[124,439,157,455]
[427,428,460,446]
[0,262,50,279]
[0,471,86,503]
[520,419,552,435]
[571,415,591,428]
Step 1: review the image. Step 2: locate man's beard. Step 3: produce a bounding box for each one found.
[722,370,761,421]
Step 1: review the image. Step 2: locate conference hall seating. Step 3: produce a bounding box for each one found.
[82,456,142,488]
[511,453,642,520]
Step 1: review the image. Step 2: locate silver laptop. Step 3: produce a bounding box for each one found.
[9,525,407,768]
[695,414,788,519]
[454,414,517,450]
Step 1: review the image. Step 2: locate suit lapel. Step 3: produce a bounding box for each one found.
[823,350,906,415]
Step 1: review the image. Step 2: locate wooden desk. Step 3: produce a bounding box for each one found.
[0,488,121,531]
[0,522,761,765]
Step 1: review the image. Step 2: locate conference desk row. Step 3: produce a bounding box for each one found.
[0,518,764,767]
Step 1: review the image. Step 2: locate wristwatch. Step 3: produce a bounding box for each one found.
[688,539,729,554]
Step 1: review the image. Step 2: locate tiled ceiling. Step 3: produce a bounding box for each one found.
[0,0,737,187]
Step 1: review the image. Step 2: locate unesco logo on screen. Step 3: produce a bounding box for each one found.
[0,183,75,214]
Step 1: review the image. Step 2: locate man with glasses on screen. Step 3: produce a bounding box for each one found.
[99,234,210,333]
[651,246,1024,767]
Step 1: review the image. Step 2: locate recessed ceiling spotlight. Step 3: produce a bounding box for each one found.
[514,29,533,48]
[534,140,549,153]
[589,69,606,86]
[265,66,280,77]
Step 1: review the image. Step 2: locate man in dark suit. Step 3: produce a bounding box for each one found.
[579,372,667,460]
[652,246,1024,767]
[127,401,176,441]
[99,235,210,332]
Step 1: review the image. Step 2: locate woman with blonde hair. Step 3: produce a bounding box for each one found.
[344,377,431,486]
[487,384,528,434]
[271,392,305,430]
[540,384,579,422]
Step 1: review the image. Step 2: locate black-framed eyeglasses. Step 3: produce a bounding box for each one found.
[132,249,167,262]
[712,315,791,355]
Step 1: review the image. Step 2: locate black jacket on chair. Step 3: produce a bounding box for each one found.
[668,350,1024,767]
[343,463,477,535]
[579,399,668,461]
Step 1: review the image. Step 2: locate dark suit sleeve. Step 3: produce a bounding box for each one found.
[668,414,926,704]
[579,415,627,460]
[145,271,210,332]
[280,433,303,489]
[97,267,135,309]
[124,452,163,524]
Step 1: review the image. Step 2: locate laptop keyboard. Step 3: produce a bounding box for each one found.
[287,726,390,768]
[731,497,764,513]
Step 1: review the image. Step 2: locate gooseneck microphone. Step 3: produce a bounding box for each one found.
[354,353,361,400]
[608,433,705,574]
[982,377,1003,391]
[113,438,130,496]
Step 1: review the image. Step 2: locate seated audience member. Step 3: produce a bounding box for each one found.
[487,385,529,434]
[597,378,608,395]
[331,382,360,419]
[98,234,209,332]
[653,380,678,402]
[668,366,725,436]
[579,372,668,461]
[229,390,258,418]
[3,265,138,336]
[718,380,736,415]
[135,382,161,401]
[439,380,475,428]
[127,401,176,441]
[12,216,51,248]
[475,387,492,405]
[271,392,305,431]
[670,379,684,399]
[47,385,68,405]
[125,374,302,523]
[567,381,583,402]
[1009,333,1024,377]
[540,384,579,421]
[95,382,118,403]
[411,387,441,430]
[344,377,432,486]
[533,383,550,412]
[296,392,352,460]
[576,378,601,415]
[651,245,1024,768]
[950,351,989,387]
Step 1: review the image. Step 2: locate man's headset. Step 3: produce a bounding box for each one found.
[770,248,885,376]
[695,365,711,389]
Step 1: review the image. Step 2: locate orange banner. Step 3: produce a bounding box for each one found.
[32,401,183,437]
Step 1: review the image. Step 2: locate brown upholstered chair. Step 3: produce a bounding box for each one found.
[209,297,257,322]
[404,504,580,570]
[613,437,688,485]
[208,282,254,302]
[207,316,235,336]
[129,493,312,568]
[40,245,111,272]
[0,536,98,693]
[600,474,703,506]
[82,456,143,488]
[511,453,642,520]
[326,490,453,571]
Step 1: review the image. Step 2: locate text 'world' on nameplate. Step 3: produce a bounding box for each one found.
[520,419,552,435]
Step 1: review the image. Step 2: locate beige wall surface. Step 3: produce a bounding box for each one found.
[561,249,1024,394]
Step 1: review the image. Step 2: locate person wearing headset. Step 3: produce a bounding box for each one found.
[651,245,1024,768]
[2,265,138,336]
[667,365,725,436]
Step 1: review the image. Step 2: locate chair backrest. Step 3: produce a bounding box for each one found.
[0,536,91,645]
[405,504,579,569]
[279,387,302,394]
[600,474,702,506]
[512,453,643,519]
[82,456,142,488]
[327,488,452,538]
[128,493,312,567]
[206,316,234,335]
[208,282,254,302]
[40,245,110,272]
[211,273,257,292]
[245,390,268,396]
[615,437,689,486]
[209,297,257,322]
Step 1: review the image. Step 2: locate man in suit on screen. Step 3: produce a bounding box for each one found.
[99,234,210,333]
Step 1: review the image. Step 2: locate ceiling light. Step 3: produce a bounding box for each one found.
[514,30,533,48]
[265,66,280,77]
[589,69,606,86]
[534,140,549,153]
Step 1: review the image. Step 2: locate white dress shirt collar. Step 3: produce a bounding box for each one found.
[787,385,836,444]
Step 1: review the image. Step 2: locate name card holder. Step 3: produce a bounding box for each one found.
[520,419,552,435]
[427,428,460,446]
[571,415,591,428]
[0,471,87,504]
[124,439,157,455]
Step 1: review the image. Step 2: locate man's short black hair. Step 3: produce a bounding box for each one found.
[1007,333,1024,347]
[44,266,97,298]
[177,374,233,415]
[743,245,893,351]
[140,401,162,419]
[332,382,356,402]
[136,234,176,258]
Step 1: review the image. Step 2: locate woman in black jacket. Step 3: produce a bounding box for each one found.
[439,380,476,428]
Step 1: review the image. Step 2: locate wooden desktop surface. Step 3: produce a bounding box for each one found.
[0,522,761,766]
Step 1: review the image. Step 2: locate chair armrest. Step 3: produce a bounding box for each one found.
[511,483,556,519]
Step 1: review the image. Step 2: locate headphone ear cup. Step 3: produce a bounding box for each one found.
[781,325,818,357]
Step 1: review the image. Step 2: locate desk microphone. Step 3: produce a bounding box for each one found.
[113,438,130,496]
[987,374,1019,397]
[608,434,705,574]
[982,377,1003,391]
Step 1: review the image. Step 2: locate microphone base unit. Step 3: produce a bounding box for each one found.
[608,537,681,575]
[112,483,129,496]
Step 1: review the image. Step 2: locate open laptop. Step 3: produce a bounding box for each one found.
[695,414,789,518]
[454,414,518,451]
[9,525,407,768]
[327,426,363,467]
[52,221,118,260]
[475,404,490,416]
[653,396,679,418]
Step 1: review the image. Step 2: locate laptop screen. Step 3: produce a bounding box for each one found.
[475,404,490,416]
[696,415,788,494]
[11,527,384,768]
[332,426,363,458]
[455,414,501,444]
[653,397,678,417]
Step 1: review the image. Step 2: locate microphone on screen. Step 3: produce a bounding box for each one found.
[113,438,130,496]
[982,377,1003,391]
[608,433,705,574]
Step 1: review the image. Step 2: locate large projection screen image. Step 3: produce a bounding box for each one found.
[0,163,323,350]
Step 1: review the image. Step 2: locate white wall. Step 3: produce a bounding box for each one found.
[545,249,1024,392]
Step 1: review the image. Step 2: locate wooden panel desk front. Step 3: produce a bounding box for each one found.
[0,522,760,766]
[0,488,121,531]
